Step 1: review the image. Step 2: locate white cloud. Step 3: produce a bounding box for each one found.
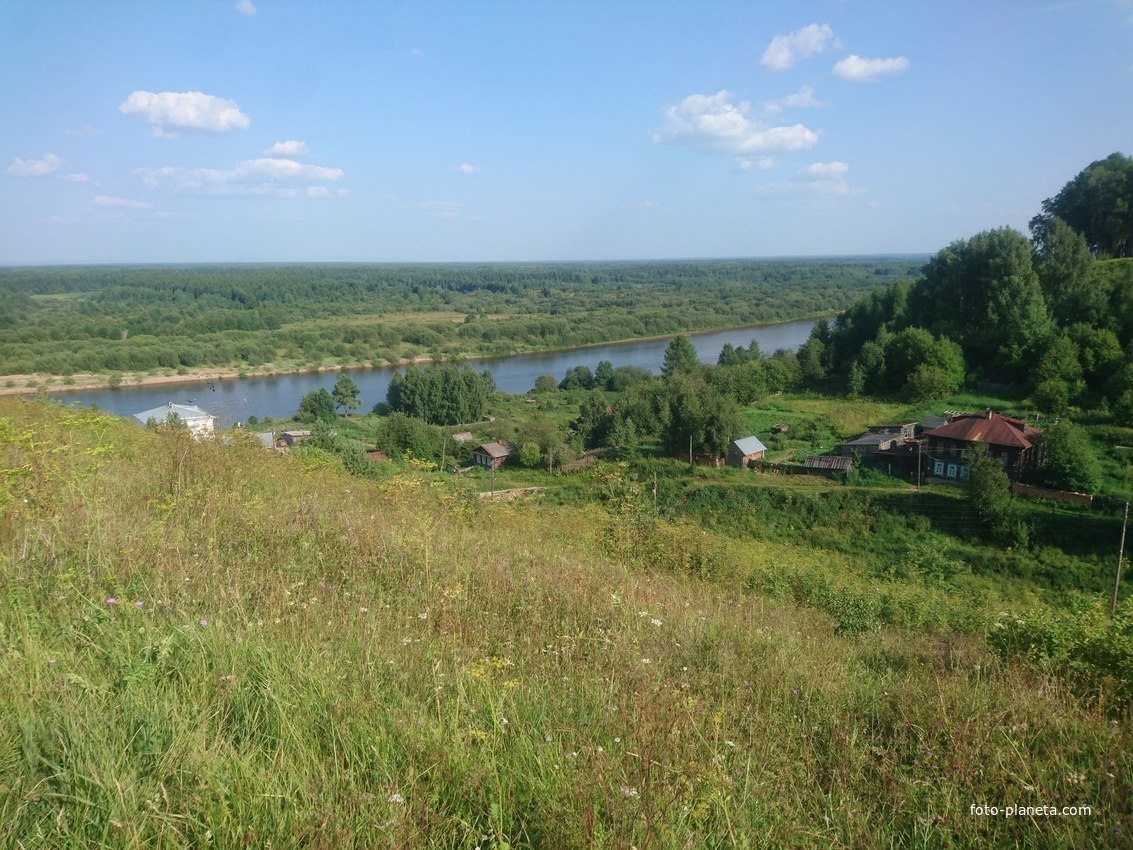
[801,161,848,180]
[762,85,823,116]
[458,163,480,174]
[93,195,150,209]
[119,91,251,137]
[761,23,834,71]
[307,186,331,198]
[135,156,344,196]
[265,140,309,157]
[832,55,910,82]
[654,90,819,158]
[760,161,853,196]
[235,0,257,16]
[61,172,90,182]
[738,156,776,171]
[337,188,350,197]
[6,153,62,178]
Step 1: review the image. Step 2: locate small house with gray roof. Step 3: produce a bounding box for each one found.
[727,436,768,469]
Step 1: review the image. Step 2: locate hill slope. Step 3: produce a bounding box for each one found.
[0,399,1128,848]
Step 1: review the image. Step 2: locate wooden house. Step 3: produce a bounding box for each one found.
[922,410,1041,482]
[473,440,517,470]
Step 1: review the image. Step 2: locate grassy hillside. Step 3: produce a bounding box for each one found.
[1,398,1130,848]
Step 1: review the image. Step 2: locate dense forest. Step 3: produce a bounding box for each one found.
[0,258,916,378]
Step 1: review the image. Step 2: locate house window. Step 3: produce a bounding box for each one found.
[959,465,970,481]
[947,463,958,479]
[933,460,945,476]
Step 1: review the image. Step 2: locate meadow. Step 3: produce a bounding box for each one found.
[2,398,1130,849]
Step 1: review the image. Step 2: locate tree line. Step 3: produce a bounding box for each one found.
[0,258,916,377]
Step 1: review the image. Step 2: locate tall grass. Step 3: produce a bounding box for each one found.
[1,399,1129,848]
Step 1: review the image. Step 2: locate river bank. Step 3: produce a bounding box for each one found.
[0,317,828,399]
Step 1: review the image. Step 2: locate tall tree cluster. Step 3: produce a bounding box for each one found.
[823,152,1133,417]
[385,364,493,426]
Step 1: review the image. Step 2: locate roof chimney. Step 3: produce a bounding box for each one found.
[986,408,993,419]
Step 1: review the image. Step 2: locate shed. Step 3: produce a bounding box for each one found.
[727,436,768,469]
[133,402,217,439]
[278,430,313,446]
[804,454,853,474]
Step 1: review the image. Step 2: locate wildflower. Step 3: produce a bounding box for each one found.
[417,612,428,620]
[387,793,403,804]
[650,619,662,627]
[724,740,735,748]
[134,601,144,608]
[638,611,647,617]
[545,734,553,742]
[641,658,651,664]
[566,751,579,759]
[620,786,639,798]
[48,659,56,664]
[199,620,208,628]
[614,737,621,743]
[106,597,117,605]
[360,607,369,613]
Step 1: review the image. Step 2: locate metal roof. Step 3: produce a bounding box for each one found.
[133,402,213,424]
[731,436,768,455]
[924,412,1040,451]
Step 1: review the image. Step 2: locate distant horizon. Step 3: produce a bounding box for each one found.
[0,252,933,270]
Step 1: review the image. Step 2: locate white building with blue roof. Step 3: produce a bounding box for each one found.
[133,402,217,438]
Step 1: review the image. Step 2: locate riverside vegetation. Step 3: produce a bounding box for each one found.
[0,258,915,385]
[2,398,1130,849]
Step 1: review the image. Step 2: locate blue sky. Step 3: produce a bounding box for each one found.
[2,0,1132,264]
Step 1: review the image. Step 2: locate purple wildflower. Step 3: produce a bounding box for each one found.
[106,597,117,605]
[134,601,144,608]
[199,619,208,628]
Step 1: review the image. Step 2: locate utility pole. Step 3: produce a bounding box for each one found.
[1113,501,1129,616]
[689,433,694,471]
[917,441,922,492]
[653,471,658,511]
